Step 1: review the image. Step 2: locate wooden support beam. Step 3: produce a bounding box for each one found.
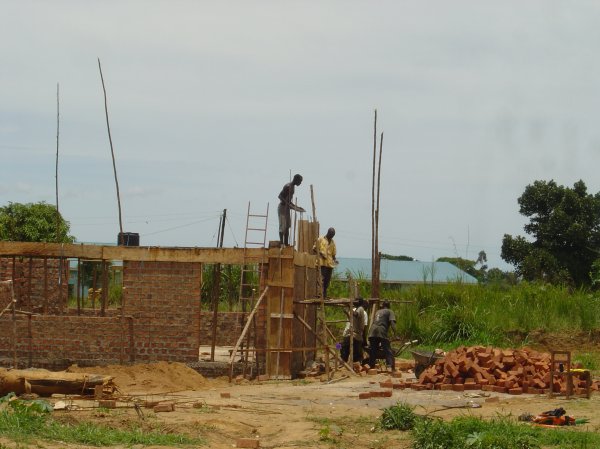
[0,242,318,267]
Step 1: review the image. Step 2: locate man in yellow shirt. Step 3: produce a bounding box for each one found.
[315,227,337,298]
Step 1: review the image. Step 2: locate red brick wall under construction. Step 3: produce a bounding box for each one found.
[0,259,252,369]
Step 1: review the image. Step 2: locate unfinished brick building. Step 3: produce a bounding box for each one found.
[0,240,321,379]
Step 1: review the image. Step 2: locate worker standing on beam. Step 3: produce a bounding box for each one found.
[314,227,337,298]
[278,174,305,246]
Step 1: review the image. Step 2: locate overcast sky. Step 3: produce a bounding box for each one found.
[2,1,600,270]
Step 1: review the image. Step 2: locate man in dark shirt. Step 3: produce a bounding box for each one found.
[277,174,305,246]
[368,301,396,371]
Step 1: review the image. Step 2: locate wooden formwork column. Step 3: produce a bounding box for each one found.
[266,246,295,379]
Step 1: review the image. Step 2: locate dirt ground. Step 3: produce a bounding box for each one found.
[1,360,599,449]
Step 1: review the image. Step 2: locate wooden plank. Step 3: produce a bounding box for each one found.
[270,313,294,319]
[0,242,271,264]
[266,281,294,289]
[0,242,102,259]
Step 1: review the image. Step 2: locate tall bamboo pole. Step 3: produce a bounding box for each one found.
[55,83,60,242]
[374,132,383,299]
[98,58,124,243]
[210,210,225,361]
[371,109,377,298]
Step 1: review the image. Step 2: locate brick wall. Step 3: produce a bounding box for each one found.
[0,251,314,375]
[199,312,246,346]
[122,261,202,363]
[0,257,68,314]
[0,314,128,369]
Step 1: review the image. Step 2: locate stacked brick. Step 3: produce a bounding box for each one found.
[415,346,598,395]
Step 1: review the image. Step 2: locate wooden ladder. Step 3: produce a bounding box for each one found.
[236,202,269,375]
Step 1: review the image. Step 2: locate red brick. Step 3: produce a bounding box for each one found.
[359,392,372,399]
[236,438,260,448]
[98,400,116,409]
[153,403,175,412]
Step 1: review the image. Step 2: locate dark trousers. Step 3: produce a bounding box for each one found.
[340,336,363,363]
[368,337,394,369]
[321,266,333,298]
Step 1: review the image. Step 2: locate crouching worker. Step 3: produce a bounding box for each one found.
[340,297,367,363]
[368,301,396,371]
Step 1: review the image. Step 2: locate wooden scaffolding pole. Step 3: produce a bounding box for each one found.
[294,313,358,376]
[228,286,269,381]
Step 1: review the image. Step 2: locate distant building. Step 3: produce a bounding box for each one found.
[335,258,478,287]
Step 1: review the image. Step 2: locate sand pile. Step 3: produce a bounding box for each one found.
[67,361,209,394]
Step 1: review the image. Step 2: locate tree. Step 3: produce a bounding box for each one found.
[0,201,75,243]
[436,256,486,282]
[501,180,600,286]
[380,253,414,261]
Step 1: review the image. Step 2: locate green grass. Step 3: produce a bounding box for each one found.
[328,281,600,348]
[376,402,600,449]
[412,415,600,449]
[0,395,205,447]
[379,402,418,431]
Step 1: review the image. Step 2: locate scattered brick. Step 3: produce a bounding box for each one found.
[236,438,260,448]
[98,400,116,409]
[220,392,231,398]
[153,402,175,412]
[359,392,372,399]
[371,390,393,397]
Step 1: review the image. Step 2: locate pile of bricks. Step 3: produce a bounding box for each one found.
[414,346,598,395]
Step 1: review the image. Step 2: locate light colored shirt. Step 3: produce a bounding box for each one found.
[342,307,369,337]
[316,236,336,268]
[342,306,367,341]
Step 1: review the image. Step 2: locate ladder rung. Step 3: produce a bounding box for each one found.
[248,214,268,218]
[247,227,267,232]
[246,241,265,245]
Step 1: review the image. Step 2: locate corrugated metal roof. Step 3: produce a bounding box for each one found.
[335,258,478,284]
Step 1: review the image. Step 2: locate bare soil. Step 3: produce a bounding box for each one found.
[1,359,600,449]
